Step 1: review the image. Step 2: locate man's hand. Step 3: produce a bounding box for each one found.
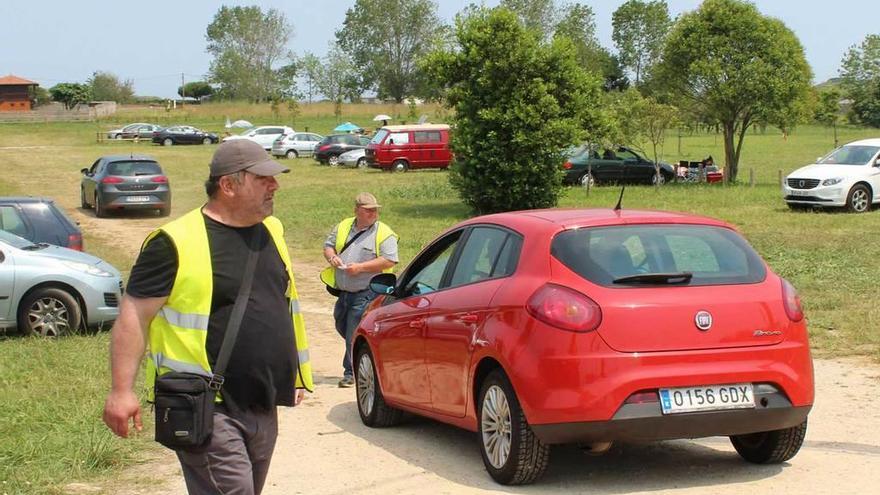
[295,388,306,406]
[103,389,143,438]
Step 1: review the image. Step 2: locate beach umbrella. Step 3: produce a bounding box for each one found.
[333,122,361,133]
[373,114,392,126]
[231,119,253,128]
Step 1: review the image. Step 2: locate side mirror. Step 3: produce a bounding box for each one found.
[874,158,880,167]
[369,273,398,296]
[80,168,89,175]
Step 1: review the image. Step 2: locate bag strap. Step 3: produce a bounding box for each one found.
[208,225,263,391]
[338,219,368,255]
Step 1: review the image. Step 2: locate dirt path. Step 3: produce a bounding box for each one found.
[63,207,880,494]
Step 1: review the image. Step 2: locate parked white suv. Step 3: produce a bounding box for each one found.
[783,138,880,213]
[222,126,294,150]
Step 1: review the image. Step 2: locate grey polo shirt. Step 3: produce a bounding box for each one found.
[324,220,399,292]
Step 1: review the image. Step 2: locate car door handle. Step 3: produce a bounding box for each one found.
[459,313,478,324]
[408,318,425,329]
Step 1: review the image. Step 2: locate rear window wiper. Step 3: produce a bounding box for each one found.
[613,272,693,285]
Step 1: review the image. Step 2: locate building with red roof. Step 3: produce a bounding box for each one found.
[0,74,39,112]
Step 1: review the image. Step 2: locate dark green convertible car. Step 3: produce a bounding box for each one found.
[562,145,675,187]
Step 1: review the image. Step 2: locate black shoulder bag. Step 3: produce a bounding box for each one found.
[153,226,263,449]
[325,221,368,297]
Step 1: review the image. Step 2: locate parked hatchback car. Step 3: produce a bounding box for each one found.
[783,138,880,212]
[0,229,122,337]
[314,134,372,165]
[338,148,367,168]
[106,123,152,140]
[0,197,83,251]
[222,125,295,150]
[353,208,813,484]
[271,132,324,158]
[152,126,218,146]
[563,145,675,187]
[80,155,171,217]
[118,123,163,139]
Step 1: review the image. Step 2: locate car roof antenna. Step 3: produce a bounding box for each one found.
[613,185,626,211]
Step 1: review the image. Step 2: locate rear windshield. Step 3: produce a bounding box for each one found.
[107,161,162,176]
[551,225,766,287]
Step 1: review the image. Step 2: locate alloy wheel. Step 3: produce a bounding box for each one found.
[851,189,869,212]
[357,352,376,416]
[26,297,72,337]
[481,384,513,469]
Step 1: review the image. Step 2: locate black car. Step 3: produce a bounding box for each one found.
[314,134,372,165]
[80,155,171,217]
[151,125,218,146]
[0,197,83,250]
[563,145,675,187]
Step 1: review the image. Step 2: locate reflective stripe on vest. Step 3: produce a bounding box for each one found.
[145,208,314,400]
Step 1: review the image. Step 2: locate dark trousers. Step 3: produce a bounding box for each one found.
[333,289,376,377]
[175,403,278,495]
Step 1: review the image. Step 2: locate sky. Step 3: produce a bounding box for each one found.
[1,0,876,98]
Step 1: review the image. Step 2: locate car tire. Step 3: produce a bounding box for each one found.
[578,172,596,188]
[286,149,298,159]
[328,154,340,166]
[730,419,807,464]
[356,157,367,169]
[478,369,550,485]
[80,187,91,209]
[159,204,171,217]
[392,160,408,173]
[17,287,82,337]
[845,184,871,213]
[162,138,173,147]
[114,134,123,140]
[202,137,212,145]
[355,344,403,427]
[95,193,107,218]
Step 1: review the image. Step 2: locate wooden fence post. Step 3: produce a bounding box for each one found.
[749,168,755,188]
[778,169,783,187]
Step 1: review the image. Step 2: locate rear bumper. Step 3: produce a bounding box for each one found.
[103,191,170,209]
[531,391,810,444]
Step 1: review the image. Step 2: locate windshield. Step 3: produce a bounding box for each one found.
[371,129,389,144]
[0,229,35,249]
[818,145,880,166]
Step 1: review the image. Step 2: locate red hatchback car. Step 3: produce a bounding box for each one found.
[353,208,813,485]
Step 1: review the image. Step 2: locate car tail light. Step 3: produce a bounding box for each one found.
[67,233,83,251]
[781,278,804,322]
[624,391,659,404]
[151,176,168,183]
[526,283,602,332]
[101,176,123,184]
[319,144,331,151]
[563,161,573,170]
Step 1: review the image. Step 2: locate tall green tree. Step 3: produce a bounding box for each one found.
[336,0,443,102]
[554,4,629,91]
[314,44,360,118]
[839,34,880,127]
[205,6,295,101]
[611,0,671,86]
[177,81,214,99]
[654,0,812,182]
[88,71,134,103]
[48,83,91,110]
[424,6,607,214]
[814,88,842,147]
[500,0,558,39]
[299,52,322,103]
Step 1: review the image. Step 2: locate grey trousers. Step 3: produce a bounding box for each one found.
[175,404,278,495]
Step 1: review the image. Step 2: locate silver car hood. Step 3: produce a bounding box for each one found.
[16,244,121,276]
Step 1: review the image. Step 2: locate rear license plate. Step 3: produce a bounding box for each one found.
[659,383,754,414]
[126,196,150,202]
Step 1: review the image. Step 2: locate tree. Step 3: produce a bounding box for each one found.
[299,52,322,103]
[48,83,91,110]
[839,34,880,127]
[814,88,842,147]
[607,89,678,186]
[654,0,812,182]
[88,71,134,103]
[500,0,558,39]
[314,44,360,119]
[29,86,51,107]
[177,81,214,99]
[424,6,608,214]
[612,0,671,86]
[554,4,629,92]
[206,6,294,101]
[336,0,443,103]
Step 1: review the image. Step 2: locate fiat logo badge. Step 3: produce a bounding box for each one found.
[695,311,712,331]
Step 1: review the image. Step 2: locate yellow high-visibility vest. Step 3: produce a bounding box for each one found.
[144,208,313,401]
[319,217,397,289]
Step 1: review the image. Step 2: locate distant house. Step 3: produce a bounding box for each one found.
[0,74,38,112]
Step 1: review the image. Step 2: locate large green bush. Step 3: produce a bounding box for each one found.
[425,6,608,214]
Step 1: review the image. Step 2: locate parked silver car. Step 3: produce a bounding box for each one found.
[338,148,368,168]
[0,230,122,337]
[271,132,324,159]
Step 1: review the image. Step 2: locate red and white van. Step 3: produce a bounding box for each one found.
[365,124,452,172]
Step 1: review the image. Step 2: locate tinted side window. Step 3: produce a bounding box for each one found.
[0,205,28,237]
[449,227,513,287]
[617,149,639,161]
[414,131,442,143]
[401,231,463,296]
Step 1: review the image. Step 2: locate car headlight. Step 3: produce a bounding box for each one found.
[821,177,843,186]
[61,260,114,277]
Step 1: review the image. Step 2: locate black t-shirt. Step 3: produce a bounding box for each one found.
[128,213,297,412]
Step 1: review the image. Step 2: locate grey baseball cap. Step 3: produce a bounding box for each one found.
[209,139,289,177]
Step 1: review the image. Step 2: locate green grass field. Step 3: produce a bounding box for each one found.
[1,107,878,493]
